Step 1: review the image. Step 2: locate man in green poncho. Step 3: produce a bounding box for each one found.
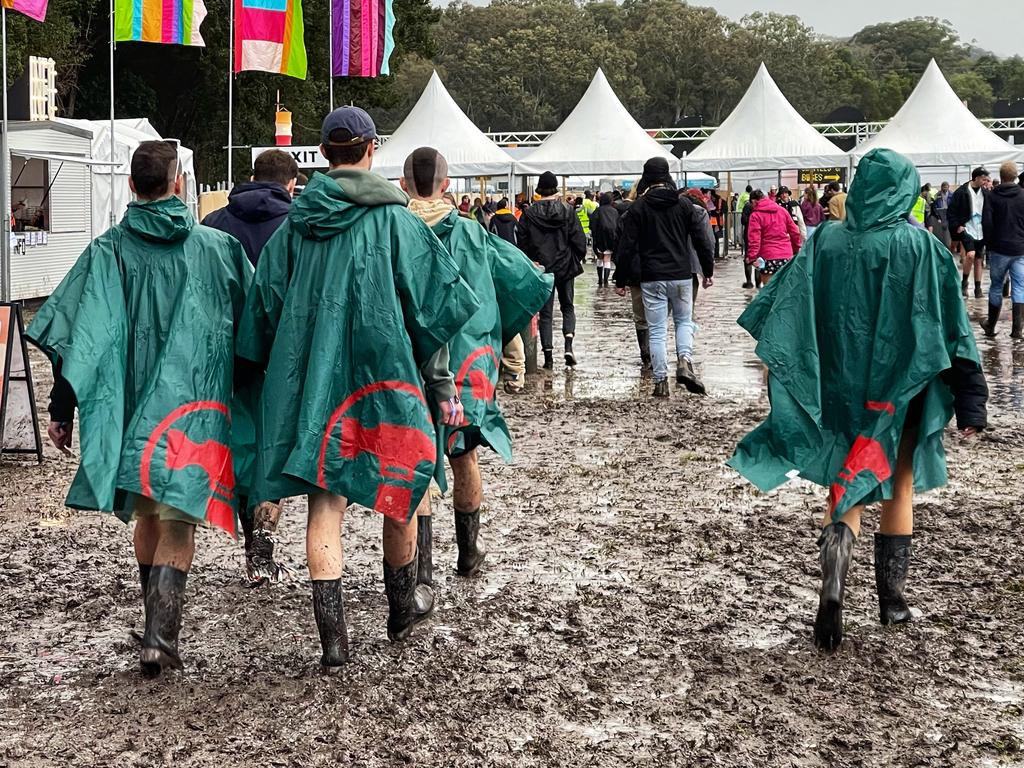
[728,148,989,651]
[400,147,553,586]
[26,141,253,676]
[237,108,480,672]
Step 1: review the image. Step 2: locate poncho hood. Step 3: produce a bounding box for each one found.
[289,169,409,240]
[122,196,194,243]
[845,148,919,232]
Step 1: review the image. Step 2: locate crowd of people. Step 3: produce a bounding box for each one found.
[23,99,1013,678]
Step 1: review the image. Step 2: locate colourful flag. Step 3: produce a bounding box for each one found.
[114,0,208,46]
[2,0,48,22]
[331,0,395,78]
[235,0,307,79]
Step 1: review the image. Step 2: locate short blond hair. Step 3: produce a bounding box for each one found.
[1000,161,1020,183]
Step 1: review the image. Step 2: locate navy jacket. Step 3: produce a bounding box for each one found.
[202,181,291,266]
[982,183,1024,256]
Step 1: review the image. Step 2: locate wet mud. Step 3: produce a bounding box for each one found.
[1,259,1023,767]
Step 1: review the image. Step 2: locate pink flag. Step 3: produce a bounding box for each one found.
[2,0,48,22]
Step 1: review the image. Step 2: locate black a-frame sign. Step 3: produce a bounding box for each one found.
[1,303,43,461]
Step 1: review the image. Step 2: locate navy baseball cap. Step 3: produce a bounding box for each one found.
[320,106,377,146]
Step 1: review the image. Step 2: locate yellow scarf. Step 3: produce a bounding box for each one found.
[408,197,455,228]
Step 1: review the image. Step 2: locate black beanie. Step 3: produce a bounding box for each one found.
[537,171,559,194]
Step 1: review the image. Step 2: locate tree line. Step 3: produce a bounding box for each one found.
[6,0,1023,182]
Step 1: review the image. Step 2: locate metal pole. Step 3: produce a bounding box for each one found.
[109,0,116,226]
[328,0,334,112]
[1,8,10,301]
[227,0,234,186]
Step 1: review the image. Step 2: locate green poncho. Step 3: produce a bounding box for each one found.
[236,170,480,522]
[728,149,982,519]
[424,209,553,460]
[25,197,253,534]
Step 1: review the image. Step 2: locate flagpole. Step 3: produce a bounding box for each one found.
[109,0,116,225]
[0,7,10,301]
[227,0,234,187]
[328,0,334,112]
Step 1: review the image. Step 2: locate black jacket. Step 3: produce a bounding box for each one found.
[590,203,620,254]
[982,183,1024,255]
[488,211,518,245]
[944,357,989,431]
[202,181,292,266]
[947,182,987,243]
[515,199,587,284]
[613,185,715,287]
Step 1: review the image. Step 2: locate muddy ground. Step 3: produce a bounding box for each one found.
[1,259,1023,767]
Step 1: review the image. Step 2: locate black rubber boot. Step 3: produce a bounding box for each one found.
[417,515,433,587]
[140,565,187,676]
[455,508,487,576]
[1012,303,1024,339]
[981,303,1000,338]
[961,274,969,297]
[814,521,856,651]
[975,281,984,299]
[138,563,152,598]
[743,262,754,289]
[636,329,652,372]
[311,578,349,672]
[564,335,577,368]
[653,379,669,398]
[873,533,913,626]
[676,357,706,395]
[383,559,435,642]
[542,349,554,370]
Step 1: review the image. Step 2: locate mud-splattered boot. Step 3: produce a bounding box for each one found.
[636,329,652,373]
[1012,304,1024,339]
[980,303,1000,338]
[140,565,187,676]
[653,379,669,397]
[455,508,487,577]
[384,559,435,642]
[129,563,153,644]
[542,349,554,370]
[676,357,706,395]
[961,274,969,297]
[417,515,433,587]
[874,534,913,626]
[311,578,349,672]
[564,334,577,368]
[814,522,855,651]
[247,501,291,585]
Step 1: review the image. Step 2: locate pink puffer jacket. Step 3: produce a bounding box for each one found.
[747,198,802,263]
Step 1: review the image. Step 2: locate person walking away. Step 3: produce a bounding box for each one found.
[801,185,824,238]
[684,188,714,304]
[980,161,1024,338]
[203,148,297,584]
[741,193,756,288]
[614,157,715,397]
[26,141,254,676]
[948,167,990,298]
[729,148,987,651]
[237,107,480,672]
[745,190,802,287]
[777,186,807,241]
[591,192,620,288]
[708,188,725,259]
[516,171,587,369]
[488,198,517,243]
[487,198,530,393]
[931,181,953,249]
[823,182,847,222]
[575,193,593,256]
[611,189,652,374]
[402,147,552,590]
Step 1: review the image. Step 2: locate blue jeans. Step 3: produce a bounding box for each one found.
[641,279,695,382]
[987,251,1024,306]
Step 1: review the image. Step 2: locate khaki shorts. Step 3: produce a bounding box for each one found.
[132,495,204,527]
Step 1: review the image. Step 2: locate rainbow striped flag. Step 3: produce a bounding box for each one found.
[331,0,395,78]
[1,0,48,22]
[114,0,207,46]
[235,0,307,79]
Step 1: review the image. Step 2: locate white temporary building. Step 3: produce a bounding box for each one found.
[2,118,197,300]
[682,63,846,172]
[850,60,1022,168]
[373,71,515,180]
[521,69,680,176]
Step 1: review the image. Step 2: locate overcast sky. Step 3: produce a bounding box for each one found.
[709,0,1021,57]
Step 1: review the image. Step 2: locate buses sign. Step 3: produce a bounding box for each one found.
[799,167,846,185]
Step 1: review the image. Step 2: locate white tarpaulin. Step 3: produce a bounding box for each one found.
[521,69,679,176]
[682,63,846,172]
[850,60,1022,168]
[372,71,515,180]
[55,118,198,237]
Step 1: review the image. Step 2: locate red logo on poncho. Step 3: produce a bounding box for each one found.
[140,401,236,535]
[828,435,893,514]
[455,345,499,412]
[318,381,436,522]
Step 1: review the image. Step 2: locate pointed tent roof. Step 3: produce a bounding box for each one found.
[372,71,514,179]
[851,60,1021,167]
[682,63,846,172]
[521,69,679,175]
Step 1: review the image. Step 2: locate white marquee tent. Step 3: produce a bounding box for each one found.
[681,63,846,172]
[373,71,515,180]
[521,69,680,175]
[850,60,1022,168]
